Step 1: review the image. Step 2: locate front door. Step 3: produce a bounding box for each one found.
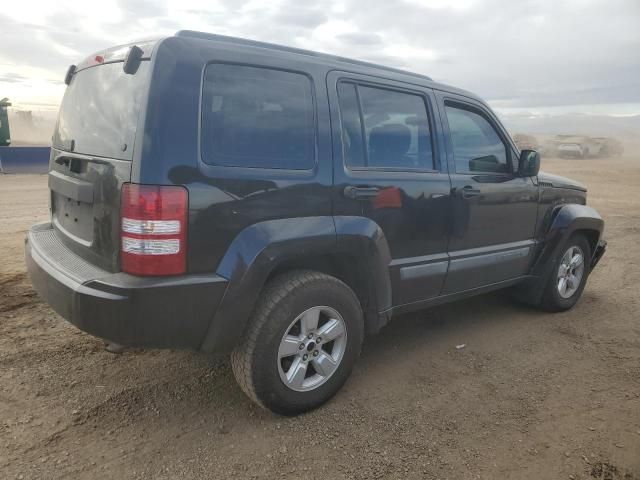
[437,93,539,294]
[328,72,451,306]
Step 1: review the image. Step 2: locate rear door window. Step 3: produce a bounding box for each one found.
[337,82,434,170]
[201,64,315,170]
[445,104,509,174]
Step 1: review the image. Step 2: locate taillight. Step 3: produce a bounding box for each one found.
[120,183,188,276]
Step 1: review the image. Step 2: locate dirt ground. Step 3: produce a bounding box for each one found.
[1,156,639,480]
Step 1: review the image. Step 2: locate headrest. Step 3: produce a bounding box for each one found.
[369,123,411,159]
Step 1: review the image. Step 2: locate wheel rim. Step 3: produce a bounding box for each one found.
[557,245,585,299]
[277,306,347,392]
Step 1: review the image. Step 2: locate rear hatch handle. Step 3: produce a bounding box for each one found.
[54,154,113,167]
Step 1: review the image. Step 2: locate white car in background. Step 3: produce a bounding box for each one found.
[558,142,588,158]
[554,135,603,158]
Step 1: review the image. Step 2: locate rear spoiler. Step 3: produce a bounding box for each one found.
[65,39,158,84]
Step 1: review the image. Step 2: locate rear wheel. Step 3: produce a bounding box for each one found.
[541,234,591,311]
[231,270,364,415]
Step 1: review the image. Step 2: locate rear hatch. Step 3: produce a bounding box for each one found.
[49,44,153,272]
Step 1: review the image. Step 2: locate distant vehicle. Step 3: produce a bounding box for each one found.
[552,135,603,158]
[593,137,624,156]
[25,32,607,415]
[549,135,623,159]
[558,141,589,158]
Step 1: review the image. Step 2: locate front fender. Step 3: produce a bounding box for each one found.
[532,204,604,276]
[199,216,393,353]
[518,204,604,304]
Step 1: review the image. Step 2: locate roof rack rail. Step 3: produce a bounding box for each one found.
[175,30,432,82]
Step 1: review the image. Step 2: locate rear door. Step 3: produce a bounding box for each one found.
[49,50,152,271]
[328,71,451,306]
[436,92,538,293]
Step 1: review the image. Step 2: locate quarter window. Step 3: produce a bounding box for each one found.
[201,64,315,169]
[338,82,434,170]
[445,104,509,174]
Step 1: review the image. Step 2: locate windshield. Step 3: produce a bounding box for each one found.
[53,61,150,161]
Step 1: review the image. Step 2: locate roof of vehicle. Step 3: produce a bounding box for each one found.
[72,31,482,104]
[176,30,433,81]
[173,31,481,102]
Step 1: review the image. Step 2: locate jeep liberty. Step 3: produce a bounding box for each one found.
[25,31,607,415]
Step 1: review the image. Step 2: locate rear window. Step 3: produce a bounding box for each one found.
[201,64,315,170]
[53,61,150,161]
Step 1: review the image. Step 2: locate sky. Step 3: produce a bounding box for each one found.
[1,0,639,118]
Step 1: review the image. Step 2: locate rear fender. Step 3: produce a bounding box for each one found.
[334,216,393,334]
[200,216,393,353]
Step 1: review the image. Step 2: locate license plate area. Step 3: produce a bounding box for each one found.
[52,193,94,244]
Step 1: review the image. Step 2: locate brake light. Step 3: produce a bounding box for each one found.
[120,183,188,276]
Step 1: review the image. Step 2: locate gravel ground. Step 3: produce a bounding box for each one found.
[1,156,639,479]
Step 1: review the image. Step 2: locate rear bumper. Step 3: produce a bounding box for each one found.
[25,223,228,350]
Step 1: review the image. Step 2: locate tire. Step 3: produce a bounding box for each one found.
[540,234,591,312]
[231,270,364,415]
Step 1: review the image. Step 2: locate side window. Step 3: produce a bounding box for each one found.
[445,104,509,174]
[337,82,434,170]
[201,64,315,169]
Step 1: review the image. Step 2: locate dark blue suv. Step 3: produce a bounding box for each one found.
[26,31,606,414]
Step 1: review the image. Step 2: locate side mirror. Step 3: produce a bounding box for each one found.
[518,149,540,177]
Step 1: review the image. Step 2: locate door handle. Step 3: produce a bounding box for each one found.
[344,186,380,200]
[461,185,481,199]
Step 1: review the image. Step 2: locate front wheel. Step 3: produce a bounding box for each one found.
[231,270,364,415]
[541,234,591,311]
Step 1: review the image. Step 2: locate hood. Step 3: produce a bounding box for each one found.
[538,172,587,192]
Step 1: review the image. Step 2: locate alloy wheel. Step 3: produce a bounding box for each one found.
[557,245,585,299]
[277,306,347,392]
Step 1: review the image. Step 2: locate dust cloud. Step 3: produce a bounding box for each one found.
[6,109,56,146]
